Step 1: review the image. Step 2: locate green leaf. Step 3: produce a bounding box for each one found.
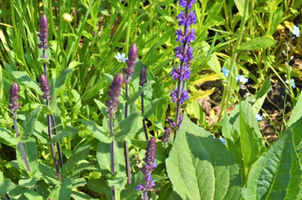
[287,92,302,148]
[166,114,242,200]
[121,170,144,200]
[49,126,78,144]
[243,132,301,200]
[0,179,15,196]
[71,191,99,200]
[116,112,141,141]
[39,163,60,185]
[82,120,112,143]
[94,99,108,117]
[0,127,19,146]
[144,98,160,118]
[18,178,36,188]
[87,177,111,197]
[127,81,155,104]
[234,0,245,16]
[23,188,43,200]
[55,68,74,88]
[238,37,276,51]
[48,178,72,200]
[12,71,43,95]
[16,137,39,173]
[20,106,42,142]
[239,102,266,168]
[61,145,91,178]
[96,142,111,174]
[252,75,272,114]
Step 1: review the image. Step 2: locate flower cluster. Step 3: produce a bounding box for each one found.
[236,75,248,84]
[256,113,263,121]
[124,43,138,84]
[139,66,147,87]
[106,73,124,118]
[292,25,300,38]
[40,74,52,100]
[38,14,49,50]
[136,137,157,198]
[221,67,230,77]
[8,82,20,114]
[171,0,196,105]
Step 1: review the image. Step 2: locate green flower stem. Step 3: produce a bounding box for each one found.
[218,1,249,122]
[50,115,63,168]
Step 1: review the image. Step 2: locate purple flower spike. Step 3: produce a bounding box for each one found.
[8,82,20,113]
[178,0,197,9]
[40,74,52,100]
[171,64,191,81]
[106,72,124,118]
[162,127,171,146]
[137,137,157,198]
[38,14,49,50]
[124,43,138,84]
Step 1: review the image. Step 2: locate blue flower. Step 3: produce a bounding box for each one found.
[171,64,191,81]
[178,0,197,9]
[219,138,226,145]
[221,67,230,77]
[292,25,300,37]
[115,52,128,63]
[236,75,248,84]
[256,113,263,121]
[285,79,296,88]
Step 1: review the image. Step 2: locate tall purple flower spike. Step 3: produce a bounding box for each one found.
[136,137,157,199]
[40,74,52,100]
[106,72,124,118]
[124,43,138,84]
[171,0,196,138]
[8,82,20,114]
[38,14,49,50]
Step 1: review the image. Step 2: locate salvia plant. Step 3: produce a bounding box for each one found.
[1,1,302,200]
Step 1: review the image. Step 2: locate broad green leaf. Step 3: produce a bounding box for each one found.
[55,68,74,88]
[12,71,43,94]
[243,132,301,200]
[0,179,15,196]
[96,142,111,174]
[116,112,141,141]
[49,126,78,144]
[158,183,173,200]
[23,188,43,200]
[87,177,111,197]
[238,37,276,51]
[61,145,91,178]
[82,120,112,143]
[38,163,60,185]
[267,0,282,11]
[20,106,42,142]
[287,92,302,148]
[71,191,99,200]
[144,98,160,118]
[16,137,39,173]
[121,172,144,200]
[234,0,245,16]
[239,102,265,168]
[48,178,72,200]
[18,178,36,188]
[0,127,18,146]
[94,99,108,117]
[166,114,242,200]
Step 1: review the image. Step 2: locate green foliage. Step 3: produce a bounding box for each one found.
[1,0,302,199]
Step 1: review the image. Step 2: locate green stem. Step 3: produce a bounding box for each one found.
[218,1,249,122]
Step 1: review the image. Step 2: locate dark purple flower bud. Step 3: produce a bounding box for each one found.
[40,74,52,100]
[139,66,147,86]
[143,137,156,166]
[168,114,183,128]
[38,14,49,50]
[8,82,20,113]
[162,127,171,146]
[106,72,124,118]
[124,43,138,84]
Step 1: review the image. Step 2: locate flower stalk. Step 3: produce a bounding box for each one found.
[40,74,61,181]
[172,0,196,139]
[38,14,63,168]
[123,43,138,184]
[106,72,124,200]
[140,66,149,140]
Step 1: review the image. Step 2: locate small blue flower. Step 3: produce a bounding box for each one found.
[256,113,263,121]
[221,67,230,77]
[292,25,300,37]
[285,79,296,89]
[115,52,128,63]
[236,75,248,84]
[219,138,226,145]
